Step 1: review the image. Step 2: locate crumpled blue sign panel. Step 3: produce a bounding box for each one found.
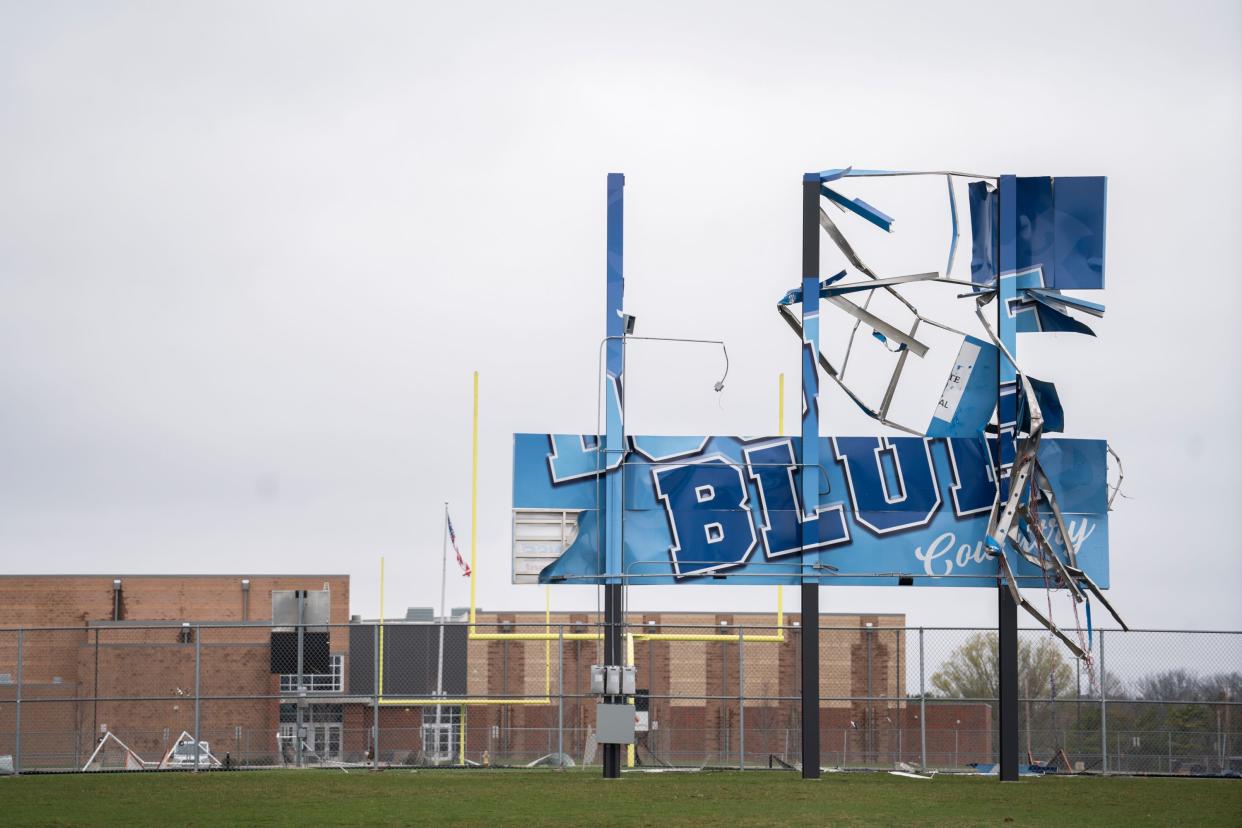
[1052,176,1107,290]
[820,185,894,232]
[1015,376,1065,435]
[1013,293,1098,336]
[1017,177,1057,281]
[514,433,1108,587]
[925,335,999,437]
[972,176,1106,291]
[968,181,997,285]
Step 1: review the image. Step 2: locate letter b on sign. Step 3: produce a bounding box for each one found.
[654,458,756,576]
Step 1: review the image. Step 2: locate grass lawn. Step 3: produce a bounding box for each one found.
[1,769,1239,827]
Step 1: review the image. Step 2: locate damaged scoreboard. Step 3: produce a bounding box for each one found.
[513,169,1125,659]
[515,432,1109,594]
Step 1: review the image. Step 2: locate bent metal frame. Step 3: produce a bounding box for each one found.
[512,170,1123,780]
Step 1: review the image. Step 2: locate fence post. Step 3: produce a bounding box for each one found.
[91,628,99,755]
[918,627,926,769]
[14,628,22,775]
[895,628,901,767]
[865,625,873,767]
[372,621,380,770]
[296,591,305,768]
[557,625,565,766]
[193,624,202,771]
[1099,629,1107,774]
[897,714,902,767]
[738,626,745,771]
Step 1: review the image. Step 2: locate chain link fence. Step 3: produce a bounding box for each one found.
[0,622,1237,774]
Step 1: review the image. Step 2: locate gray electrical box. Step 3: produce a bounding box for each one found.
[591,664,637,697]
[595,703,636,745]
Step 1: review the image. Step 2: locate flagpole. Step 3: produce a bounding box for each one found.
[435,501,448,762]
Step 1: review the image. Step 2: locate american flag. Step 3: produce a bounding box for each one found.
[447,512,471,576]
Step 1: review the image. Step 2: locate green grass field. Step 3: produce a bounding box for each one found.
[2,769,1238,827]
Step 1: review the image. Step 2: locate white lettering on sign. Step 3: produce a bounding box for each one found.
[932,340,981,423]
[913,519,1096,577]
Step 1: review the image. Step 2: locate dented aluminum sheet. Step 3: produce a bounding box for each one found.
[926,336,998,438]
[771,166,1125,658]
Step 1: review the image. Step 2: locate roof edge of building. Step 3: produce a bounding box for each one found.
[0,573,351,579]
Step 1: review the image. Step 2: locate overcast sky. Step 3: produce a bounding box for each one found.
[1,1,1239,631]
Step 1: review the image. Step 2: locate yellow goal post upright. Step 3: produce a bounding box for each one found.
[374,372,790,767]
[467,372,785,645]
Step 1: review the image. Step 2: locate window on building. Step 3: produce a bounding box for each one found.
[278,704,344,762]
[279,703,344,724]
[280,654,344,693]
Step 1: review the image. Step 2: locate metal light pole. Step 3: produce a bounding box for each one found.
[435,501,449,763]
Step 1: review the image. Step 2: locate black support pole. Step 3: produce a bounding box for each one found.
[800,584,820,778]
[603,582,623,778]
[995,174,1020,783]
[998,585,1019,781]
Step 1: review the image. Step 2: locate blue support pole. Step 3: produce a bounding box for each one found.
[604,172,625,583]
[800,174,822,779]
[997,174,1020,782]
[602,172,625,779]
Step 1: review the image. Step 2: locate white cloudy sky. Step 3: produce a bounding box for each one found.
[1,1,1239,631]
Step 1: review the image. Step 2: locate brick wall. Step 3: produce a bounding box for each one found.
[0,575,350,628]
[0,575,350,685]
[0,574,349,768]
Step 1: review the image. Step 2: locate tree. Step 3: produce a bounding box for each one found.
[931,632,1078,763]
[1137,669,1242,703]
[1137,669,1202,701]
[1131,669,1240,771]
[930,632,1073,702]
[1201,672,1242,703]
